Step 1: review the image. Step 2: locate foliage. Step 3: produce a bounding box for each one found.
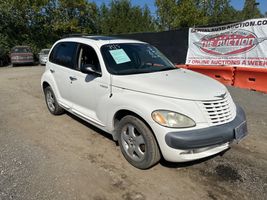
[205,0,242,24]
[155,0,178,30]
[175,0,209,27]
[0,0,265,63]
[98,0,155,34]
[242,0,262,20]
[155,0,263,30]
[0,34,9,57]
[0,0,155,60]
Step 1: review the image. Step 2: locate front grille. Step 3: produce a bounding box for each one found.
[199,93,236,126]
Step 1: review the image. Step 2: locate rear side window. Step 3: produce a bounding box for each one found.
[50,42,78,69]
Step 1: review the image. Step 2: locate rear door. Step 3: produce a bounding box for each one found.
[48,42,78,109]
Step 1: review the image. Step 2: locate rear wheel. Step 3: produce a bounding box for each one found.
[117,115,161,169]
[44,86,64,115]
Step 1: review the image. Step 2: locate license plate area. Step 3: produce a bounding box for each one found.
[234,121,248,142]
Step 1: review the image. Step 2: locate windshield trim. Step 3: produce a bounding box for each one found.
[112,67,178,76]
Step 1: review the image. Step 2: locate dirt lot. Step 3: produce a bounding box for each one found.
[0,66,266,200]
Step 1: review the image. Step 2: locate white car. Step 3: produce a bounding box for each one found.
[41,36,248,169]
[39,49,50,65]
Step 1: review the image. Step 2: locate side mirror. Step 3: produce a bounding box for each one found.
[81,64,102,76]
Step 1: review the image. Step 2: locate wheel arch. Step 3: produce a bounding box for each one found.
[112,109,162,156]
[42,81,50,91]
[113,109,163,163]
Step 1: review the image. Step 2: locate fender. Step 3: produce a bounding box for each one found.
[41,69,62,105]
[104,88,205,139]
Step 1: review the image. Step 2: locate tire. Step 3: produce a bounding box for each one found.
[117,115,161,169]
[44,86,64,115]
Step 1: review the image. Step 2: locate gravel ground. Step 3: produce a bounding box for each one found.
[0,66,266,200]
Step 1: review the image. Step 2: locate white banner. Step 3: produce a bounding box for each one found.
[186,18,267,68]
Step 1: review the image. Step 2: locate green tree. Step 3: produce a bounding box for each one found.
[205,0,240,24]
[242,0,262,20]
[175,0,209,27]
[0,0,99,56]
[98,0,155,34]
[48,0,98,35]
[0,34,9,57]
[155,0,245,29]
[155,0,178,30]
[0,0,48,53]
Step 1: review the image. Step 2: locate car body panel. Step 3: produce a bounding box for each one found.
[68,70,110,127]
[48,63,74,109]
[111,68,227,101]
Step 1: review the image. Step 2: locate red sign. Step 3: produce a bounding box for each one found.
[194,30,266,56]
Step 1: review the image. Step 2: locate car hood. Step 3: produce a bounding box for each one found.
[112,69,227,101]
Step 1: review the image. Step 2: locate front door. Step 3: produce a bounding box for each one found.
[69,44,110,126]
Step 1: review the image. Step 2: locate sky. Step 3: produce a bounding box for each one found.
[93,0,267,16]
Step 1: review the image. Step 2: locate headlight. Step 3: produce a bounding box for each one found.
[151,110,196,128]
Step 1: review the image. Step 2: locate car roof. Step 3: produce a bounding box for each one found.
[58,35,145,47]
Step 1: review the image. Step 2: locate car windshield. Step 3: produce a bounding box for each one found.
[101,43,176,75]
[12,47,31,53]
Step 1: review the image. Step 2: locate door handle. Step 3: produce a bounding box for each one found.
[69,76,77,81]
[50,69,55,73]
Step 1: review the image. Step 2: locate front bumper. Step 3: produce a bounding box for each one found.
[39,60,47,65]
[11,60,34,64]
[165,105,248,150]
[39,57,48,65]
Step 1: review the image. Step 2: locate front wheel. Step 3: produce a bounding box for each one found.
[44,86,64,115]
[117,116,161,169]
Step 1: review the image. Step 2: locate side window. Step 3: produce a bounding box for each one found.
[78,45,101,73]
[49,42,78,69]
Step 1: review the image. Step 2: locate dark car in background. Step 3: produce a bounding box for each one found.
[38,49,50,65]
[10,46,34,67]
